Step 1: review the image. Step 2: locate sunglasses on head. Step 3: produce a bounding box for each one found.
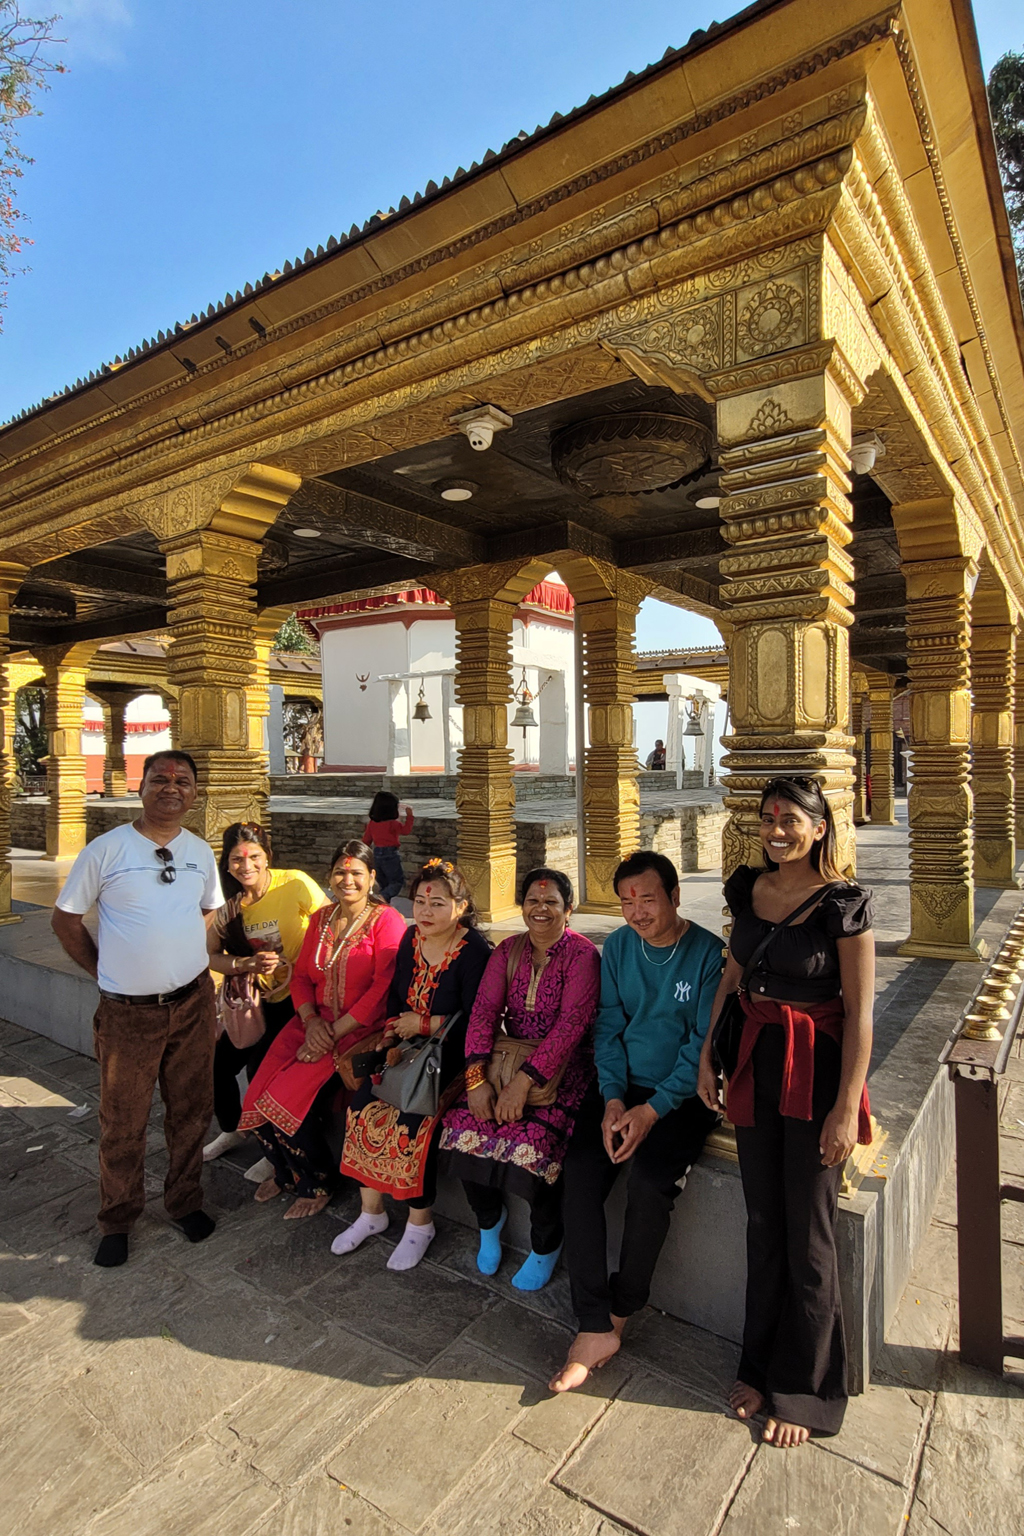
[154,847,176,884]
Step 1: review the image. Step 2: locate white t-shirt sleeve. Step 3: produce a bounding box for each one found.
[201,846,223,911]
[54,842,103,915]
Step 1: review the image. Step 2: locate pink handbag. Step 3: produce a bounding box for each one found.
[216,972,266,1049]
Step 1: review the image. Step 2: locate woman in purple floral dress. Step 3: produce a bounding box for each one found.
[440,867,600,1291]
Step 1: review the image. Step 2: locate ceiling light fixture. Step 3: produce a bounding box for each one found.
[694,494,721,509]
[436,479,478,502]
[293,527,323,538]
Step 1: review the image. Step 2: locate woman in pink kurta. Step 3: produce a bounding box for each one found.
[440,867,600,1290]
[240,840,405,1217]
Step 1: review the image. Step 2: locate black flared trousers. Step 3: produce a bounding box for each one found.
[734,1025,848,1436]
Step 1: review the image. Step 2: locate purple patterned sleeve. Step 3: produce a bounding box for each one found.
[463,938,515,1062]
[521,938,601,1085]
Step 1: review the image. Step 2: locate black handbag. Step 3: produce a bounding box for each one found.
[710,884,841,1079]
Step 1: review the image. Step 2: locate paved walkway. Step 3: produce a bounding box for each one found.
[2,1016,1023,1534]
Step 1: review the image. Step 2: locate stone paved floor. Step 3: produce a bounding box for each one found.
[2,1015,1023,1535]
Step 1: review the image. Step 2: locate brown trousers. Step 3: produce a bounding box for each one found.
[93,974,216,1235]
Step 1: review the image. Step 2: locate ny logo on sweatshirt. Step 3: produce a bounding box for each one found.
[674,980,692,1003]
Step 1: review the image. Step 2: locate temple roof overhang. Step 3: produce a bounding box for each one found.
[0,0,1019,672]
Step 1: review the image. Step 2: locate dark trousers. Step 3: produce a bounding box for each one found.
[93,974,216,1235]
[735,1026,847,1436]
[212,995,294,1133]
[374,848,405,902]
[462,1176,564,1255]
[563,1084,718,1333]
[254,1075,340,1200]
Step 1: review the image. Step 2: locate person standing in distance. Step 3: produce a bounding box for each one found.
[52,750,224,1268]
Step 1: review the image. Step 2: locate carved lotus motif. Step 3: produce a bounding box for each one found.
[551,412,712,497]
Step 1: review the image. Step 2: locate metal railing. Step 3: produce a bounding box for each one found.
[940,909,1024,1375]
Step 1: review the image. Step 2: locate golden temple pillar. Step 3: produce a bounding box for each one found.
[576,583,642,912]
[892,500,982,959]
[156,463,300,846]
[38,641,98,858]
[88,684,138,798]
[851,674,868,825]
[1015,630,1024,848]
[164,692,180,750]
[711,362,855,878]
[446,592,518,924]
[867,679,897,825]
[0,563,28,921]
[250,608,291,780]
[970,583,1019,889]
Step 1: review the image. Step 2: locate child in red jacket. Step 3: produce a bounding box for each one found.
[363,792,414,902]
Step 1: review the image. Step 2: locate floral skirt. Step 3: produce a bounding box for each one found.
[439,1052,593,1190]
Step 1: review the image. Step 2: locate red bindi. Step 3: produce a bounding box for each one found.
[425,884,433,895]
[629,885,637,897]
[773,802,780,817]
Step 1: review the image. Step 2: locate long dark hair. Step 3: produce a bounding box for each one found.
[219,822,273,899]
[407,858,480,928]
[368,791,400,823]
[759,777,847,883]
[328,839,386,905]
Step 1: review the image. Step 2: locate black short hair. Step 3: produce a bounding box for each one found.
[368,791,400,822]
[141,749,198,783]
[519,867,574,909]
[612,849,679,900]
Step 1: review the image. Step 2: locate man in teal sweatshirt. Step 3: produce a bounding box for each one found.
[550,849,723,1393]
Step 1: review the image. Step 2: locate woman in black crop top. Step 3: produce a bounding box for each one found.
[697,777,875,1445]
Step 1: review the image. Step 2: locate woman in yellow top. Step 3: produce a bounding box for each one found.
[203,822,324,1164]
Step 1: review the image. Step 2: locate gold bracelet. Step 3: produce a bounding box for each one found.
[465,1065,486,1090]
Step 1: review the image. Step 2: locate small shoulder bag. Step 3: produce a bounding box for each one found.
[710,884,841,1079]
[484,933,567,1109]
[371,1012,464,1119]
[215,896,267,1050]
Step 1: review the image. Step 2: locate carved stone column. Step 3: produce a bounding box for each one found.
[165,693,180,749]
[971,595,1019,889]
[38,641,98,858]
[0,563,27,921]
[711,365,856,877]
[88,684,139,797]
[867,680,897,825]
[250,608,292,781]
[850,674,868,824]
[1015,631,1024,848]
[163,530,267,844]
[576,585,642,912]
[893,498,982,958]
[447,593,517,923]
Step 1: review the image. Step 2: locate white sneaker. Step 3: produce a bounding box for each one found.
[203,1130,247,1162]
[243,1157,275,1183]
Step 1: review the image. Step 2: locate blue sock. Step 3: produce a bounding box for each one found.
[476,1207,507,1275]
[511,1243,562,1292]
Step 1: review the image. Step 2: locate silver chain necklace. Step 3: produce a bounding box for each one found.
[640,924,686,966]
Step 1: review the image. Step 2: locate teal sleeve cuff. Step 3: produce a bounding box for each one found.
[601,1080,628,1105]
[647,1090,675,1120]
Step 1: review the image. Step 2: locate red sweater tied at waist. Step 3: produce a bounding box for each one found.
[726,993,872,1144]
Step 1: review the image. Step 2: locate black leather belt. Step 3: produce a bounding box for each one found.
[100,974,204,1007]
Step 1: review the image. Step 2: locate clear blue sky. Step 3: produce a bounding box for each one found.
[1,0,1019,655]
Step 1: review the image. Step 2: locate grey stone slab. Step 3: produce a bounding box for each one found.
[87,1436,281,1536]
[626,1308,740,1406]
[253,1476,397,1536]
[422,1436,601,1536]
[514,1358,632,1462]
[223,1325,414,1487]
[905,1221,959,1301]
[0,1287,34,1340]
[229,1202,359,1298]
[914,1366,1024,1536]
[2,1179,99,1256]
[462,1297,573,1381]
[817,1381,927,1486]
[0,1019,33,1045]
[0,1389,139,1536]
[327,1338,533,1530]
[305,1238,491,1365]
[49,1052,102,1089]
[0,1150,92,1220]
[556,1370,753,1536]
[6,1037,79,1069]
[718,1442,907,1536]
[430,1216,577,1327]
[874,1280,955,1392]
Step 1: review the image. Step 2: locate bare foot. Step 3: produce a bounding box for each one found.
[254,1177,284,1203]
[284,1193,332,1220]
[764,1416,810,1448]
[729,1380,765,1420]
[548,1329,621,1393]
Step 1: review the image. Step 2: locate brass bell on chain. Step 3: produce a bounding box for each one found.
[412,684,431,723]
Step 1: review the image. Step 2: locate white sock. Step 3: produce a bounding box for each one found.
[386,1221,435,1272]
[243,1157,275,1183]
[203,1130,247,1162]
[331,1210,389,1255]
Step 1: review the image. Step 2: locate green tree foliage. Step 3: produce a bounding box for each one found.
[13,683,46,777]
[273,612,316,655]
[989,50,1024,285]
[1,4,64,323]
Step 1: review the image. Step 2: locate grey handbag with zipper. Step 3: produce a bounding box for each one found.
[371,1011,463,1118]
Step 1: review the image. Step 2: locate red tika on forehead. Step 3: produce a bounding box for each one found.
[629,885,638,897]
[773,802,780,816]
[424,884,433,895]
[341,859,358,870]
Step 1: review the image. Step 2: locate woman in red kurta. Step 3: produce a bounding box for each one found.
[240,840,405,1218]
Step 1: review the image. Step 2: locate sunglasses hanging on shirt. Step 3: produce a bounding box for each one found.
[154,847,176,884]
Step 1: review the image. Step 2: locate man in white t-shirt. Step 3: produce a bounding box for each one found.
[53,750,223,1268]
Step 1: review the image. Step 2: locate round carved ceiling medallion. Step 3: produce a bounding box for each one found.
[551,411,712,496]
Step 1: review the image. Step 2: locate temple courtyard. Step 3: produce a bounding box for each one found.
[1,812,1022,1536]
